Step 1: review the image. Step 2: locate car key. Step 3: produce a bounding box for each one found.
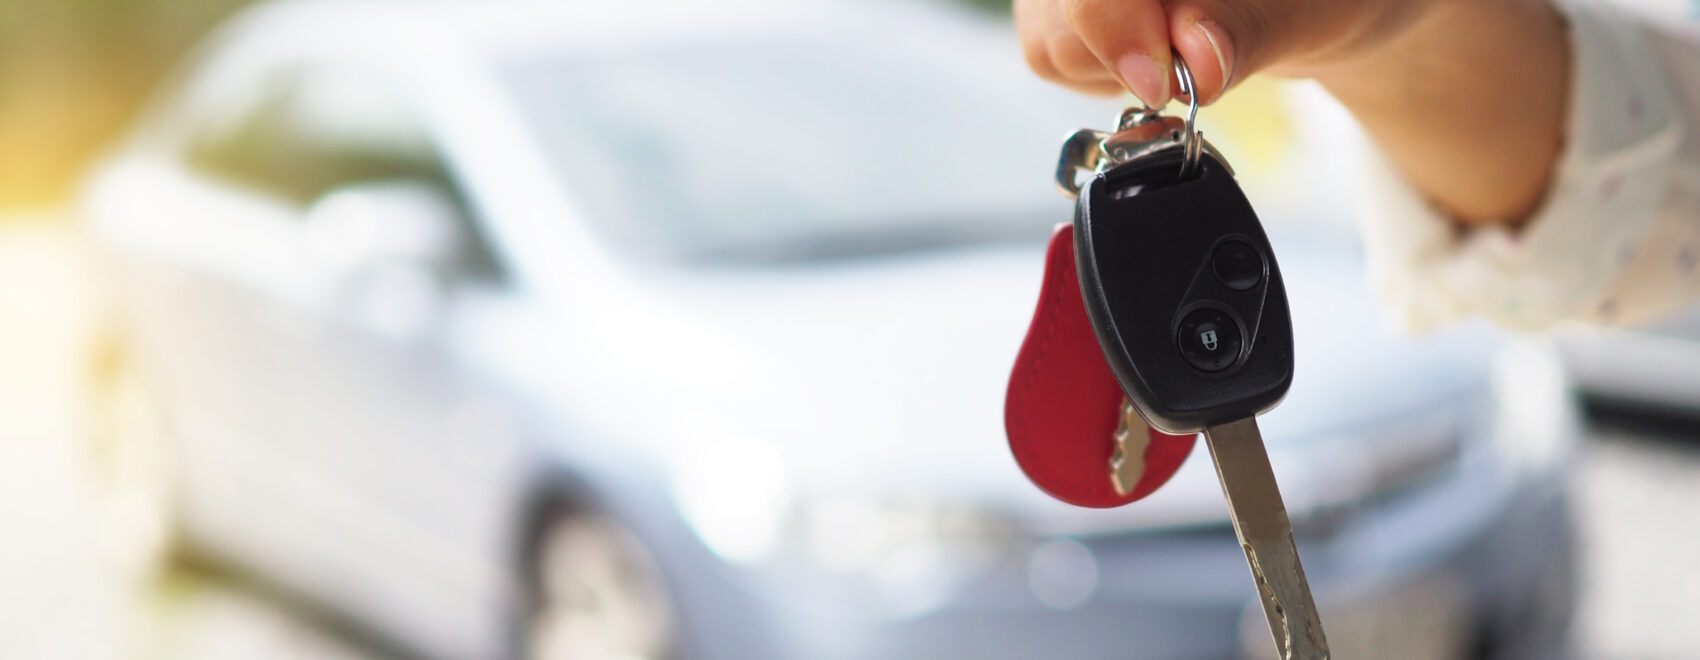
[1055,58,1329,659]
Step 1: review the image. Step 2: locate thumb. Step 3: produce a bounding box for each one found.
[1167,2,1304,105]
[1169,12,1237,105]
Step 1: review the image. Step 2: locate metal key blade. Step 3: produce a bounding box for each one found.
[1202,418,1329,660]
[1109,400,1147,496]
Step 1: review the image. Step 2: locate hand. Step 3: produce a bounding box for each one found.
[1015,0,1432,107]
[1018,0,1571,225]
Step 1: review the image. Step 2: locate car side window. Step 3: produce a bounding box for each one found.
[186,66,505,282]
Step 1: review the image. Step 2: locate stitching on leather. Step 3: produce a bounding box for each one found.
[1008,238,1071,444]
[1007,238,1077,498]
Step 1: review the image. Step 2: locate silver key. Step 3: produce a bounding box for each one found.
[1205,419,1328,659]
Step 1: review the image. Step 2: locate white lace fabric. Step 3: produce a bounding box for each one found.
[1360,0,1700,332]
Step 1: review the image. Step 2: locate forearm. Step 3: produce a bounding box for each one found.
[1316,0,1572,225]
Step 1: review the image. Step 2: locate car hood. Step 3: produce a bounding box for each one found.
[646,231,1501,532]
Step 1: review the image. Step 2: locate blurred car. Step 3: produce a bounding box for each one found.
[80,1,1584,659]
[1557,307,1700,417]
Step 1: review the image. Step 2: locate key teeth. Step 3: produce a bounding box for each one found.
[1241,542,1289,659]
[1109,447,1132,496]
[1109,400,1146,496]
[1243,539,1331,660]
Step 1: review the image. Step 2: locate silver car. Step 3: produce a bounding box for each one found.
[82,1,1583,658]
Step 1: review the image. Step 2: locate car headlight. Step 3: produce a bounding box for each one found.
[779,495,1019,615]
[789,496,1016,577]
[670,435,791,563]
[1489,340,1582,474]
[669,435,1018,613]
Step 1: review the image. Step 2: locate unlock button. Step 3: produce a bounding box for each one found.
[1212,240,1264,291]
[1176,308,1243,372]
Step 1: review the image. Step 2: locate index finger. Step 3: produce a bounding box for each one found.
[1061,0,1174,108]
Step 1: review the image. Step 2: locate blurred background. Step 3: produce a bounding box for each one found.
[2,0,1699,658]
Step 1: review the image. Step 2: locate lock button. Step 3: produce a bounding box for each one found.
[1176,307,1243,372]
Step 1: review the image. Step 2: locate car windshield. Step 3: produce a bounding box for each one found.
[502,35,1104,262]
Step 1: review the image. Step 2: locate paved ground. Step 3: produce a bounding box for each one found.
[0,219,1696,659]
[1573,422,1700,660]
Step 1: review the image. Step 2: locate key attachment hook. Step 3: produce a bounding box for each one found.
[1171,56,1204,180]
[1053,53,1209,198]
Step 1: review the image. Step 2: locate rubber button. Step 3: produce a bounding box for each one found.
[1176,308,1243,372]
[1212,240,1263,291]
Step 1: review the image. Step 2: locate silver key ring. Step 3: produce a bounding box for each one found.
[1054,53,1209,198]
[1128,55,1202,179]
[1171,55,1203,179]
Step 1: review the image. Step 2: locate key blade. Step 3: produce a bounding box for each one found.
[1203,418,1329,660]
[1109,400,1147,496]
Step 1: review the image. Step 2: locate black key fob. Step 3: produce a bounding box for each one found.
[1047,63,1331,660]
[1074,147,1293,434]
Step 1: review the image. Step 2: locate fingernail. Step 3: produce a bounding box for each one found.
[1195,19,1234,90]
[1116,52,1170,108]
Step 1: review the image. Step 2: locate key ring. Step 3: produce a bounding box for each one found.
[1055,53,1211,198]
[1171,55,1203,179]
[1122,56,1202,179]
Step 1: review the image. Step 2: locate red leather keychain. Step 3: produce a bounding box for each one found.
[1005,224,1195,508]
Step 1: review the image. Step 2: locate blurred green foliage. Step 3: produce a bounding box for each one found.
[0,0,255,206]
[0,0,1011,208]
[956,0,1013,13]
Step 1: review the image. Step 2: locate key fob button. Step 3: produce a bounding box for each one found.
[1176,307,1243,372]
[1211,239,1263,291]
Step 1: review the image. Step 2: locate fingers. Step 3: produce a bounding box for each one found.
[1169,0,1366,103]
[1166,2,1268,105]
[1018,0,1125,96]
[1061,0,1173,107]
[1018,0,1329,108]
[1045,29,1113,83]
[1162,14,1226,105]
